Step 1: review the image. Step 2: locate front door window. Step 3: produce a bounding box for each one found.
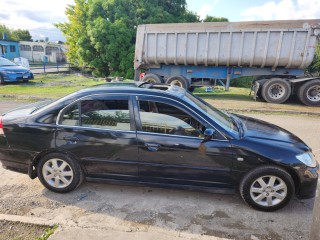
[138,100,204,138]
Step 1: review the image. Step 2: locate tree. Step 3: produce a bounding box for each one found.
[306,44,320,76]
[56,0,200,78]
[203,16,228,22]
[11,29,33,41]
[0,24,12,40]
[0,24,32,41]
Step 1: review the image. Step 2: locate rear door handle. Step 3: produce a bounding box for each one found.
[63,136,79,144]
[144,143,161,152]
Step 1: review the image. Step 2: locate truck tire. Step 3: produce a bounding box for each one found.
[297,79,320,106]
[166,75,190,89]
[261,78,291,104]
[141,73,163,84]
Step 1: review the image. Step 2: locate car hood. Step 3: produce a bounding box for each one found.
[234,114,309,151]
[0,65,29,72]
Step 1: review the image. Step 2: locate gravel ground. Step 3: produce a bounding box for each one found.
[0,220,50,240]
[0,101,319,240]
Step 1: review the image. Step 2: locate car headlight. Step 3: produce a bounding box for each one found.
[296,152,317,167]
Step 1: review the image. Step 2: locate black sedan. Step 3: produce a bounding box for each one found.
[0,83,318,211]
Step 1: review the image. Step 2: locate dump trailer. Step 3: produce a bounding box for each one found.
[134,20,320,106]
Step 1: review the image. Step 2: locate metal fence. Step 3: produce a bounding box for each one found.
[29,62,71,74]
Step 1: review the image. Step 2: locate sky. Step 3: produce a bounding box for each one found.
[0,0,320,42]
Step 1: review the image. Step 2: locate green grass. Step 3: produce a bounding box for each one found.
[0,74,107,99]
[0,74,252,102]
[193,86,251,101]
[37,225,59,240]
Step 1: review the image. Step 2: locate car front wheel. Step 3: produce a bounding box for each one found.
[240,165,295,211]
[37,153,84,193]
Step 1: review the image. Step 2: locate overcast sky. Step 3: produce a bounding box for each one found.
[0,0,319,42]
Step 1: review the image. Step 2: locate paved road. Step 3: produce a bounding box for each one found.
[0,101,319,240]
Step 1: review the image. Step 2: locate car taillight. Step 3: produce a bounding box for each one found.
[0,116,4,135]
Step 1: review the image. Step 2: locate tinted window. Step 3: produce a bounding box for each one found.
[138,101,203,137]
[60,100,130,130]
[61,104,79,126]
[81,100,130,130]
[184,92,237,134]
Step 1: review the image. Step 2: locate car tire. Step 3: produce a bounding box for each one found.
[141,73,163,84]
[239,165,295,212]
[23,80,29,83]
[37,153,84,193]
[261,78,291,104]
[297,79,320,106]
[166,75,190,89]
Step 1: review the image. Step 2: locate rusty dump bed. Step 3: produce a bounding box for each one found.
[134,19,320,70]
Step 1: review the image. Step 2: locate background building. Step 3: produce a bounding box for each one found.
[0,40,20,59]
[19,41,66,63]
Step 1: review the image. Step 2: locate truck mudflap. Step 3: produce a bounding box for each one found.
[251,81,261,100]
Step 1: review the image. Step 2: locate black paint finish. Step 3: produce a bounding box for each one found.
[0,84,318,198]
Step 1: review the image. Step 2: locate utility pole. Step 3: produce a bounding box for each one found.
[310,178,320,240]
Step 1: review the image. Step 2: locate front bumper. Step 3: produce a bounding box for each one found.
[2,72,34,82]
[296,163,319,199]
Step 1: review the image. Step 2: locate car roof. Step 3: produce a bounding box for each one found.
[76,82,187,99]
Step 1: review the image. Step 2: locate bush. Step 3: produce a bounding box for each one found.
[230,76,253,88]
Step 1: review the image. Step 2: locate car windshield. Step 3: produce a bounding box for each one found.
[184,92,238,134]
[0,57,17,67]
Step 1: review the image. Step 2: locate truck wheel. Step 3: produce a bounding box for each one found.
[141,73,163,84]
[240,165,295,212]
[166,76,190,89]
[261,78,291,104]
[297,79,320,106]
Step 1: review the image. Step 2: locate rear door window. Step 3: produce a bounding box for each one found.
[59,98,131,131]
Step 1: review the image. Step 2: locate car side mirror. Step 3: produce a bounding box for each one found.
[202,128,215,143]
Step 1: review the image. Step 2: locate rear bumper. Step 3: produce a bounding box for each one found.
[0,160,29,174]
[0,148,33,175]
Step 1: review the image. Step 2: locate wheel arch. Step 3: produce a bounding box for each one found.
[29,149,87,179]
[238,162,300,195]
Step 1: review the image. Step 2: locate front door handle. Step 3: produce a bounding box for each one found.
[144,143,160,152]
[63,136,79,145]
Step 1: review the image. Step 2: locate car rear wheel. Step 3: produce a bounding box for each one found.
[240,165,295,211]
[37,153,84,193]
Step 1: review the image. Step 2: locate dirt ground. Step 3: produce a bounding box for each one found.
[0,220,51,240]
[0,101,319,240]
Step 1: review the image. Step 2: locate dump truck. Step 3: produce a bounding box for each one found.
[134,20,320,106]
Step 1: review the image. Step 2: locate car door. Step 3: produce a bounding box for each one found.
[55,95,139,180]
[134,95,235,188]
